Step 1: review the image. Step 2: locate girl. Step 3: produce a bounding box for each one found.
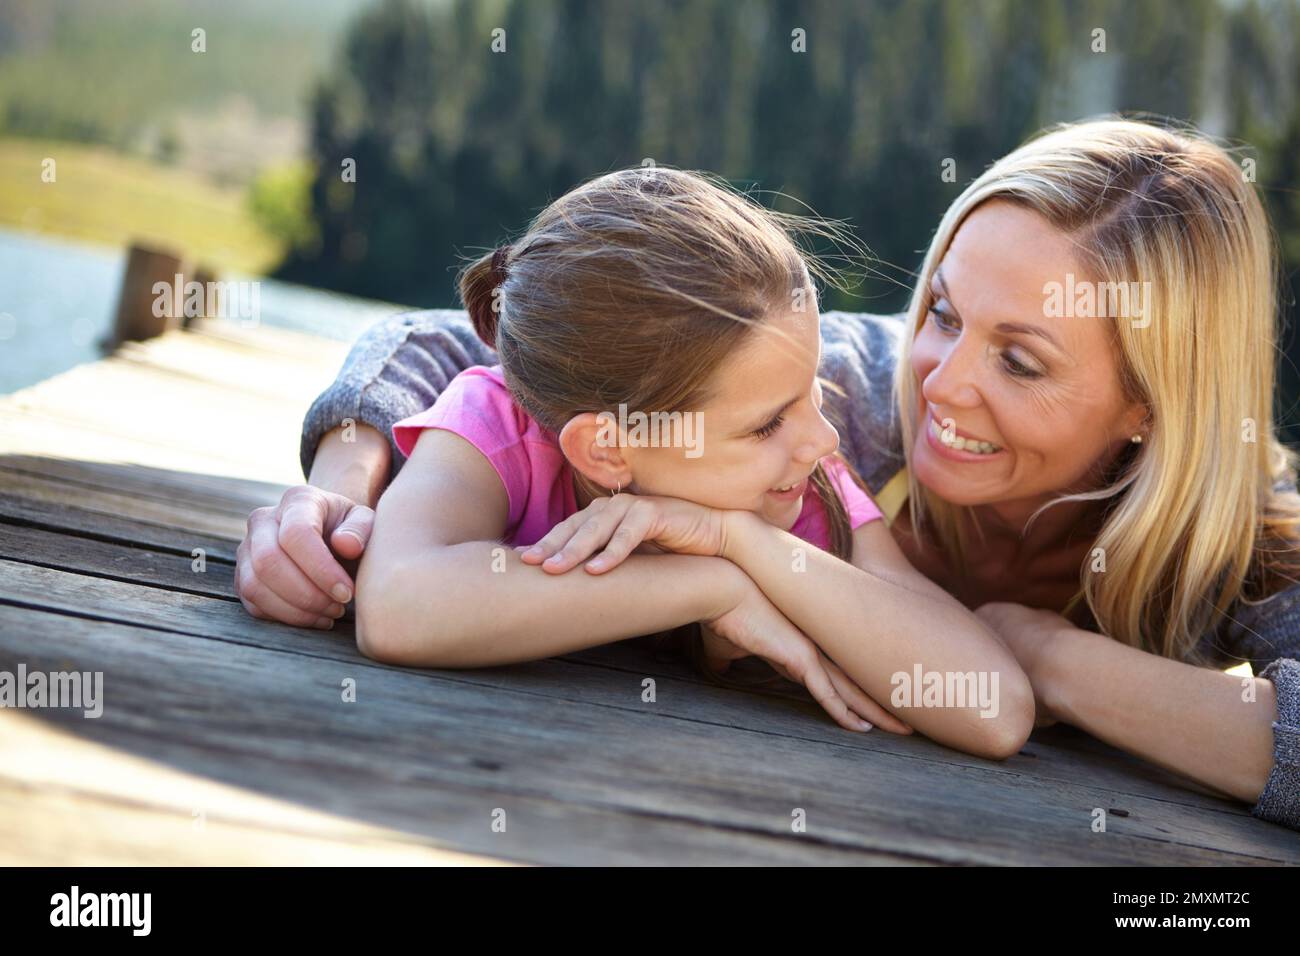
[355,166,1034,759]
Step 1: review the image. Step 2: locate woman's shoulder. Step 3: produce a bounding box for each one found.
[391,364,532,457]
[818,311,909,495]
[1198,578,1300,671]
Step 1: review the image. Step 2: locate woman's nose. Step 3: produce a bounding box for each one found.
[919,336,983,410]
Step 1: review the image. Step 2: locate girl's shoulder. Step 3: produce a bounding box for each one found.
[391,365,573,542]
[392,365,539,456]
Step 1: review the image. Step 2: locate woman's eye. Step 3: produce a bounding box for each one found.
[1001,351,1043,379]
[752,414,785,439]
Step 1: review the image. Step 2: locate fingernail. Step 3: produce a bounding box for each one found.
[329,603,346,618]
[331,584,352,603]
[859,720,873,732]
[315,617,334,629]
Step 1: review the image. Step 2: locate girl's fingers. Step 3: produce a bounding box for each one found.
[822,658,913,735]
[784,649,870,733]
[519,510,594,564]
[542,507,624,572]
[585,507,655,573]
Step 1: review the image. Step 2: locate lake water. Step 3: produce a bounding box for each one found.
[0,227,411,395]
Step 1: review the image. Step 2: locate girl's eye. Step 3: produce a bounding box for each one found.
[752,414,785,440]
[927,304,959,333]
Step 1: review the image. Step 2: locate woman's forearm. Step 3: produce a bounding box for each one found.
[307,423,391,508]
[1043,627,1278,803]
[720,513,1034,758]
[356,545,746,668]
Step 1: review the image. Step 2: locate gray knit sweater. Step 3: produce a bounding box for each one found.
[300,308,1300,831]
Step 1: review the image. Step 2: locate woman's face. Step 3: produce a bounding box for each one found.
[909,200,1148,510]
[587,300,842,531]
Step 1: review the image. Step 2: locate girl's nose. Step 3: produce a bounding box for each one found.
[794,405,840,464]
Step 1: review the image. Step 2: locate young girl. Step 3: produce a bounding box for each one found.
[355,167,1034,759]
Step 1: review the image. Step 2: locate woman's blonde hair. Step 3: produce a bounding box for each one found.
[458,165,870,681]
[896,117,1300,662]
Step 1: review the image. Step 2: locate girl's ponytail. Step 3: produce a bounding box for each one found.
[459,245,512,350]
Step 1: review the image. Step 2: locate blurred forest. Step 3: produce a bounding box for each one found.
[282,0,1297,299]
[3,0,1299,434]
[278,0,1300,437]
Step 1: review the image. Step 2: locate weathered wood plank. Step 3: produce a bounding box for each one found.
[0,454,285,515]
[0,522,236,599]
[2,587,1293,864]
[0,714,507,866]
[0,469,247,540]
[0,548,1263,817]
[0,494,238,562]
[0,610,919,865]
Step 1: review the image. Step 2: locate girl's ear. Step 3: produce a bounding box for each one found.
[558,412,633,492]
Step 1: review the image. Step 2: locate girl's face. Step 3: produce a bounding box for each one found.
[908,200,1147,509]
[616,300,841,530]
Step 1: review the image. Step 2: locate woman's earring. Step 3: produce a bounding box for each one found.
[1131,434,1143,444]
[609,480,621,496]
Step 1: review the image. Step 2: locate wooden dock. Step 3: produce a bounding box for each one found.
[1,316,1297,865]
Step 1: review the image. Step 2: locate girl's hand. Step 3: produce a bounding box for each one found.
[519,492,727,574]
[704,581,913,736]
[973,602,1074,728]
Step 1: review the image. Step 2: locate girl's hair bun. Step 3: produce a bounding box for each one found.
[460,245,511,349]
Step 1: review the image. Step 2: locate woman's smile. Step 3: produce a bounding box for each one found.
[922,408,1007,463]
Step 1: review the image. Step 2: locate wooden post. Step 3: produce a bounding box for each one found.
[109,244,184,347]
[183,266,219,330]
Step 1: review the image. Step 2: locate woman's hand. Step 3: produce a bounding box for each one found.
[236,485,375,628]
[704,580,913,736]
[973,602,1075,728]
[519,492,728,573]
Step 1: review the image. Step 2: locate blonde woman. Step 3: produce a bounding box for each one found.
[237,119,1300,829]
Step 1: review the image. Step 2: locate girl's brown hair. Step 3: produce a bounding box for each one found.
[458,166,868,686]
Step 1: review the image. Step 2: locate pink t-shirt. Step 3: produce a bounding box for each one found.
[392,365,882,548]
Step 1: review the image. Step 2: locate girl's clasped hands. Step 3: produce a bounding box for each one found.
[518,493,914,736]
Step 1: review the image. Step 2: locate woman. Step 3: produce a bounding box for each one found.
[236,118,1300,829]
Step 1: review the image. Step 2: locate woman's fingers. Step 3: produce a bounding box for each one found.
[822,656,913,735]
[244,508,342,617]
[236,546,340,629]
[277,493,357,604]
[330,504,375,560]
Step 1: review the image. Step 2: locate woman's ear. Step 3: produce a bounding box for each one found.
[558,412,633,492]
[1116,400,1151,443]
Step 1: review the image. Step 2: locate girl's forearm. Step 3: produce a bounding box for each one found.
[1043,627,1278,803]
[356,545,746,668]
[308,423,391,508]
[721,512,1034,758]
